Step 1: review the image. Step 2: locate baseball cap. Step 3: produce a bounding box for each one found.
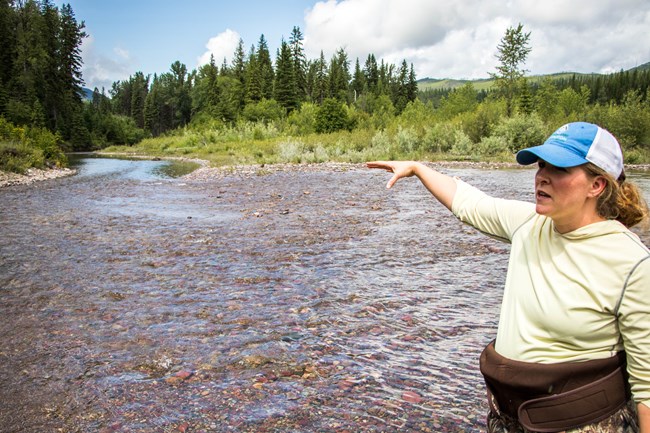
[516,122,624,179]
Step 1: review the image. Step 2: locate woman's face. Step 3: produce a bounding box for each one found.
[534,160,605,232]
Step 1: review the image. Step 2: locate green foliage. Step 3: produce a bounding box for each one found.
[490,23,532,117]
[6,3,650,170]
[557,85,590,118]
[315,98,349,133]
[439,83,479,119]
[0,116,66,173]
[422,123,459,153]
[242,99,284,124]
[395,126,419,152]
[398,99,435,128]
[287,102,317,135]
[490,113,548,153]
[450,129,475,157]
[459,98,505,143]
[2,0,86,145]
[586,90,650,149]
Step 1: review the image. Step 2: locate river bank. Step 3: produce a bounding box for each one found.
[0,167,77,188]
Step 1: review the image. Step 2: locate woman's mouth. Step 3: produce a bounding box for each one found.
[537,190,551,199]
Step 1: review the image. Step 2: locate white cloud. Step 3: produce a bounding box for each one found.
[80,35,133,91]
[113,47,131,60]
[198,29,241,67]
[303,0,650,79]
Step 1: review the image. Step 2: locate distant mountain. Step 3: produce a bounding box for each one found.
[81,87,93,101]
[630,61,650,71]
[417,62,649,91]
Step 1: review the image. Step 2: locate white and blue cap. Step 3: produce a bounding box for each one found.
[516,122,624,179]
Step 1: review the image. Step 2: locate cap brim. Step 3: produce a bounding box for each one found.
[516,143,589,168]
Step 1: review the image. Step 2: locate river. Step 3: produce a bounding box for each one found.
[1,158,649,432]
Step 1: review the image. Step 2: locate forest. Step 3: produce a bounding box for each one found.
[1,0,650,173]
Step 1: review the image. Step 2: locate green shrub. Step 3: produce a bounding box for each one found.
[242,99,284,124]
[0,117,67,172]
[476,135,508,156]
[287,103,318,135]
[315,98,349,133]
[395,126,419,152]
[450,129,474,156]
[491,113,547,153]
[423,123,457,153]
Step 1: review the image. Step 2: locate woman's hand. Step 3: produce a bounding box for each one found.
[367,160,457,210]
[366,161,419,189]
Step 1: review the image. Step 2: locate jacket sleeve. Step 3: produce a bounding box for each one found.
[451,178,536,242]
[618,255,650,408]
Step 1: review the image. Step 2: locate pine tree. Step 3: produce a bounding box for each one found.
[111,80,132,117]
[130,71,149,128]
[289,26,307,102]
[144,75,162,135]
[168,60,191,128]
[231,38,246,109]
[518,78,533,115]
[274,39,298,113]
[394,60,409,113]
[40,0,60,129]
[51,2,87,141]
[312,51,329,104]
[0,0,16,114]
[351,58,365,102]
[245,45,262,103]
[9,0,45,124]
[329,48,350,102]
[363,54,378,93]
[256,34,274,100]
[407,63,418,102]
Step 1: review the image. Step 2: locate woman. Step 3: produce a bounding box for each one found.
[368,122,650,432]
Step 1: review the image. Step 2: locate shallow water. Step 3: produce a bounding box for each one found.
[1,161,649,432]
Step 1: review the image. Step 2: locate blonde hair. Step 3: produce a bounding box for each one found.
[583,163,649,228]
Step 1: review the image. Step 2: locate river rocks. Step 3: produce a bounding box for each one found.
[5,163,646,432]
[0,167,76,187]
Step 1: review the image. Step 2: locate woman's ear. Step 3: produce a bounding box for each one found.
[589,176,607,198]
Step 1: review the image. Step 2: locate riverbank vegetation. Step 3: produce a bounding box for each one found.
[1,1,650,173]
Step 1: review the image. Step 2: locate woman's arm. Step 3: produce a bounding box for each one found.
[639,402,650,432]
[367,161,457,210]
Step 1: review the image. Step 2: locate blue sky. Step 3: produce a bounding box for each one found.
[56,0,650,92]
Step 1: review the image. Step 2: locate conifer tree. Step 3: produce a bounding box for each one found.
[0,0,15,113]
[58,3,86,139]
[407,63,418,102]
[256,34,274,100]
[274,40,298,113]
[351,58,365,101]
[289,26,307,102]
[364,54,379,93]
[130,71,149,128]
[231,38,247,109]
[144,75,163,135]
[245,45,262,103]
[329,48,350,102]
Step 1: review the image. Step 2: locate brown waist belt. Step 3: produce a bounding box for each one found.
[480,341,630,432]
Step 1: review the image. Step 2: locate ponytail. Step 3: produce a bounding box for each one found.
[584,163,649,228]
